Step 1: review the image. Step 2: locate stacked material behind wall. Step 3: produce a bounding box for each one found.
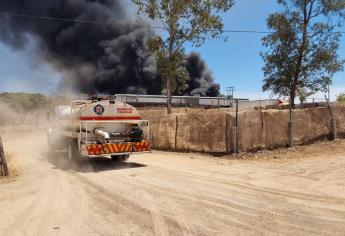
[141,105,343,153]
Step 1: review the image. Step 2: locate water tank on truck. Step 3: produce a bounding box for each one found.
[47,96,150,162]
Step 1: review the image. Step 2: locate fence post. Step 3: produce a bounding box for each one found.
[325,95,337,140]
[0,135,9,176]
[225,113,231,153]
[232,127,238,154]
[174,115,179,150]
[288,107,293,148]
[234,100,239,155]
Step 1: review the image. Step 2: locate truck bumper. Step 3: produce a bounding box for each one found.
[81,141,150,156]
[86,151,151,158]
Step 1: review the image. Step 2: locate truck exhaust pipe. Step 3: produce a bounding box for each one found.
[94,129,110,142]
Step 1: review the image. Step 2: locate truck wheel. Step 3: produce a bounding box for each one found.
[121,155,130,161]
[111,155,130,162]
[67,143,74,160]
[48,144,56,156]
[67,142,83,162]
[47,137,56,155]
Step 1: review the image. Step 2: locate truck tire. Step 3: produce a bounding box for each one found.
[47,136,56,155]
[67,143,74,161]
[48,144,56,157]
[67,141,83,163]
[47,140,54,154]
[121,155,130,161]
[111,155,130,162]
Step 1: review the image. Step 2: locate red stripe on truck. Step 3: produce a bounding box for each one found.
[79,116,141,121]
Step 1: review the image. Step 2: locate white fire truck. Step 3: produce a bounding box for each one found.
[48,96,150,161]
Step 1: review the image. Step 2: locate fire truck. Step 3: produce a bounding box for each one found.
[47,96,150,161]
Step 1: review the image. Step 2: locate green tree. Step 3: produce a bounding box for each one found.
[132,0,234,114]
[261,0,345,109]
[337,93,345,102]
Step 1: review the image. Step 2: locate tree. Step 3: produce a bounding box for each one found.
[261,0,345,109]
[132,0,234,114]
[297,88,314,104]
[337,93,345,102]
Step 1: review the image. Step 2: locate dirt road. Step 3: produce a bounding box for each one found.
[1,133,345,236]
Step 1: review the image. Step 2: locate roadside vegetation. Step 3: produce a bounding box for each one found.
[337,93,345,102]
[0,93,53,125]
[261,0,345,109]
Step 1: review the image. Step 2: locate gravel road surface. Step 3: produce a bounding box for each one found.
[1,133,345,236]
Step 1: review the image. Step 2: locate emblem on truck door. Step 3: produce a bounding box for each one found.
[94,104,105,115]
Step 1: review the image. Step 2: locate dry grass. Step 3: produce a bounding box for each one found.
[226,139,345,162]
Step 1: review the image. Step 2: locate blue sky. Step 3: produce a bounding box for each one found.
[185,0,281,99]
[0,42,61,94]
[185,0,345,100]
[1,0,345,100]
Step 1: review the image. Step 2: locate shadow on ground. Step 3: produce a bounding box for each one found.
[41,153,146,173]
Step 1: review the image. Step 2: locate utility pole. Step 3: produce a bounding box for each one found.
[226,86,235,107]
[226,86,235,99]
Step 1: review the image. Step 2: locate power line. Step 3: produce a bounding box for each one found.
[0,11,344,35]
[0,11,278,34]
[0,11,162,29]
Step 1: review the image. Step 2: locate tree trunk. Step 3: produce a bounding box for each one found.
[288,89,295,148]
[290,85,296,109]
[166,77,172,114]
[290,0,312,110]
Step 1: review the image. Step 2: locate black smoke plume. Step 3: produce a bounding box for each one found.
[184,52,220,97]
[0,0,220,96]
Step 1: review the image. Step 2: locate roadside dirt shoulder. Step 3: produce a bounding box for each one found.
[227,139,345,162]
